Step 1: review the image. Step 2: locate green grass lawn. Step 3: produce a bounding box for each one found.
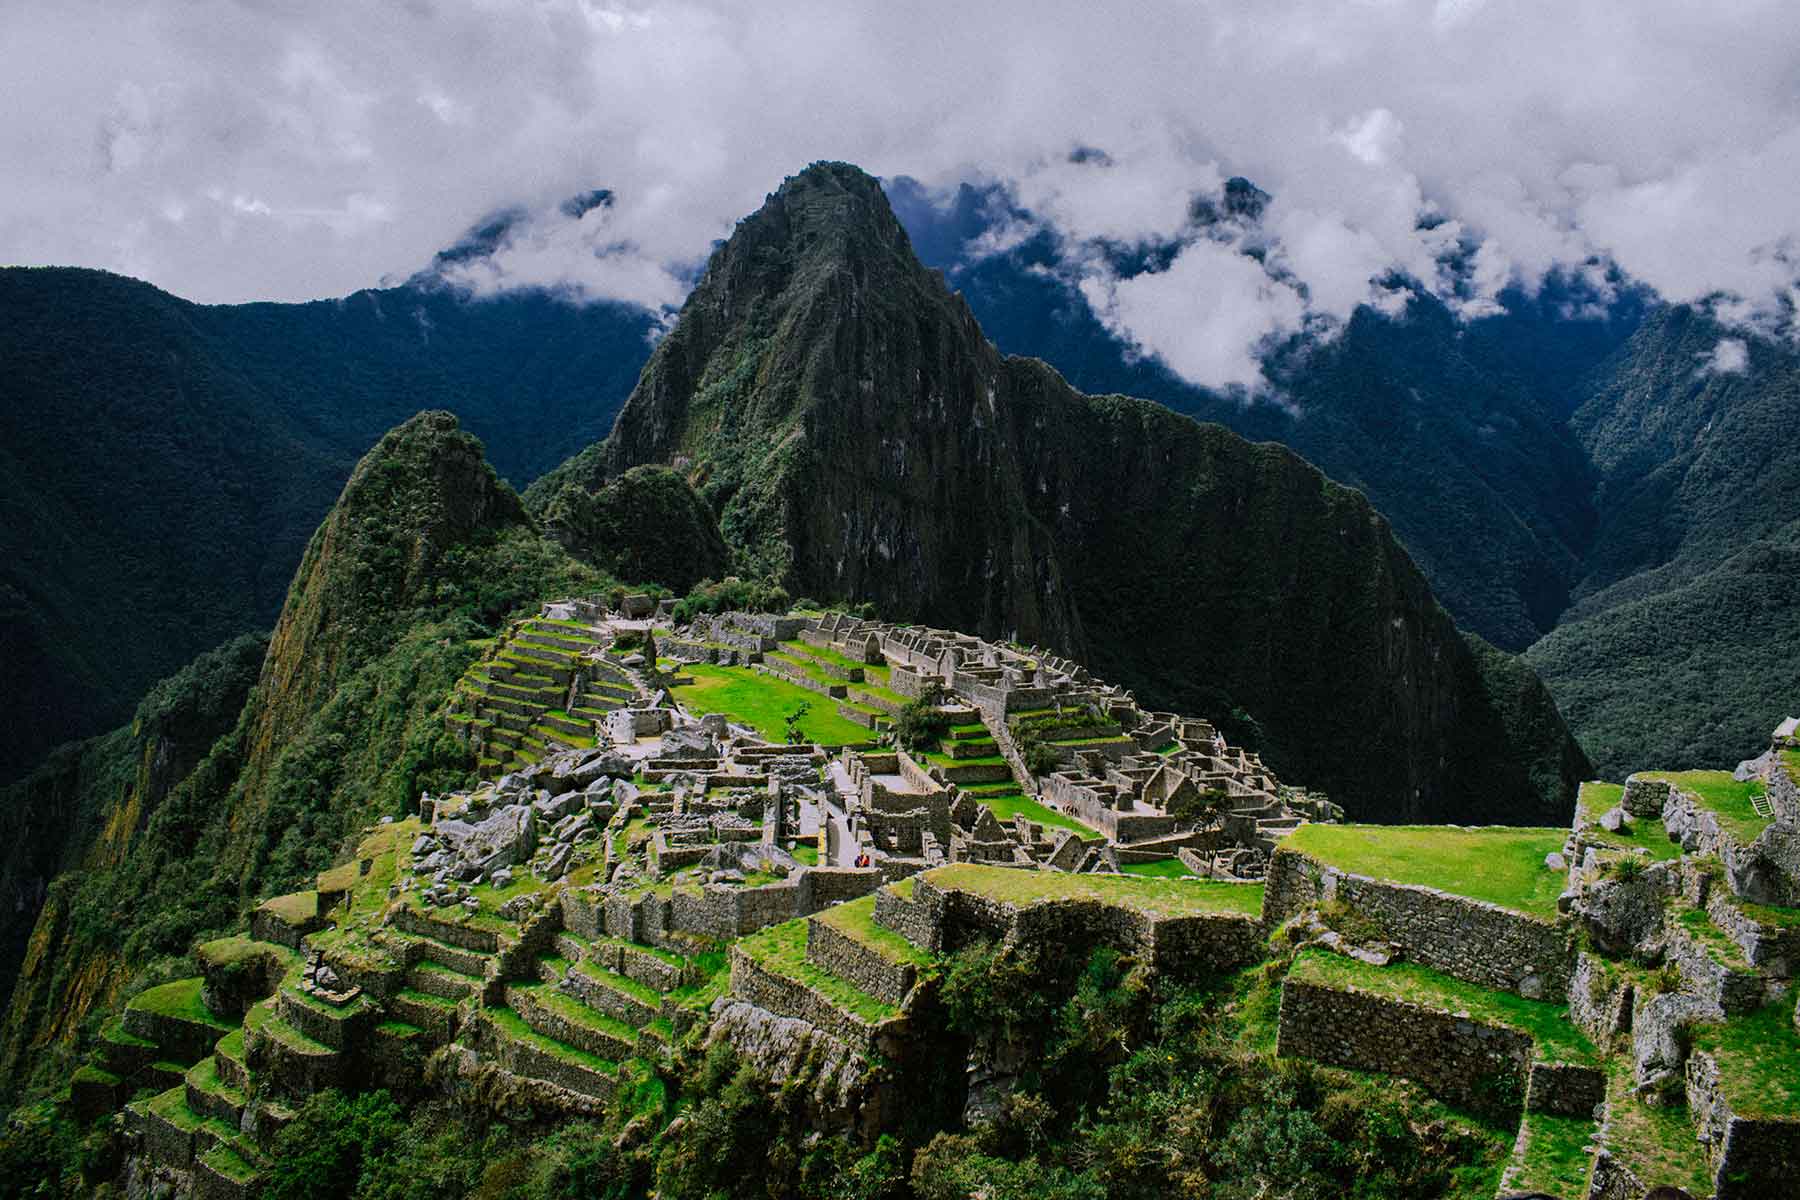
[671,664,870,745]
[813,895,934,967]
[1690,1000,1800,1117]
[791,842,820,866]
[736,920,897,1023]
[925,862,1265,918]
[127,978,232,1030]
[978,792,1095,835]
[1288,948,1598,1065]
[1575,781,1682,861]
[1121,857,1193,878]
[1636,770,1769,844]
[1510,1110,1595,1198]
[1598,1062,1714,1194]
[1282,824,1567,919]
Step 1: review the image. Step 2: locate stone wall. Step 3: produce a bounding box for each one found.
[1665,922,1769,1017]
[1769,758,1800,825]
[805,918,915,1006]
[885,875,1263,979]
[1663,785,1800,906]
[1263,847,1576,1001]
[1523,1060,1606,1117]
[1706,888,1800,976]
[874,887,936,950]
[1686,1048,1800,1199]
[1277,978,1533,1117]
[727,945,889,1052]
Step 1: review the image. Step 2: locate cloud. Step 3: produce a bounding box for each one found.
[1699,337,1750,376]
[1079,236,1308,390]
[2,0,1799,397]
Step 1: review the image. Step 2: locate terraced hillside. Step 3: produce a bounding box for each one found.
[447,615,643,775]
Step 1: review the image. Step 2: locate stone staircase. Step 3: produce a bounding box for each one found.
[456,927,717,1106]
[447,617,641,777]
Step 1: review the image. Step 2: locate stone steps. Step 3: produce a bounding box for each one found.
[392,928,497,978]
[505,983,638,1062]
[561,959,663,1029]
[472,1007,618,1103]
[389,989,459,1039]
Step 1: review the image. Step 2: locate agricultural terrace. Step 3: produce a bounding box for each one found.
[922,862,1265,918]
[1575,781,1682,861]
[1282,824,1567,919]
[669,663,872,745]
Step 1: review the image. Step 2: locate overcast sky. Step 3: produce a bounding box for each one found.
[6,0,1799,387]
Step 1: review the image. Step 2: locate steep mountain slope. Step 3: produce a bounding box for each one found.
[0,268,652,782]
[537,162,1589,823]
[0,411,601,1092]
[884,178,1645,653]
[1526,307,1800,774]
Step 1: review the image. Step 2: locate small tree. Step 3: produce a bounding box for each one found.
[1169,787,1231,826]
[784,701,811,745]
[1019,732,1061,777]
[893,692,951,751]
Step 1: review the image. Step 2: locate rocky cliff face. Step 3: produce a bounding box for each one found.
[0,634,267,1060]
[538,162,1589,822]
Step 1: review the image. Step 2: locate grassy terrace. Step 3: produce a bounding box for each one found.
[1121,857,1192,878]
[128,978,233,1030]
[978,792,1094,835]
[781,639,891,682]
[1282,823,1567,920]
[485,1006,617,1073]
[813,895,934,967]
[670,663,871,745]
[1599,1062,1713,1195]
[925,862,1265,918]
[1509,1111,1594,1198]
[1636,770,1769,844]
[1575,781,1682,861]
[736,920,897,1024]
[1690,999,1800,1117]
[1288,949,1598,1065]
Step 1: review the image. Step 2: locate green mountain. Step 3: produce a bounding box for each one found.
[535,162,1588,824]
[0,267,653,782]
[1526,306,1800,775]
[0,411,603,1092]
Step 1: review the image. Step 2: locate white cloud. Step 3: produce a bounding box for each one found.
[0,0,1797,396]
[1699,337,1750,376]
[1079,238,1308,390]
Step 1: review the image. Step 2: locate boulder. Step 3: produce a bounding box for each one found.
[1632,990,1706,1101]
[1544,851,1567,872]
[433,804,536,876]
[534,790,585,823]
[1598,807,1627,833]
[1578,860,1678,956]
[552,812,592,844]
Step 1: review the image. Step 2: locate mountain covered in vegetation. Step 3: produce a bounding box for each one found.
[884,177,1797,778]
[535,162,1587,824]
[0,411,604,1092]
[0,267,654,782]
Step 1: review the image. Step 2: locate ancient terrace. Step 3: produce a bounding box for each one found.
[77,595,1800,1199]
[447,601,1341,880]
